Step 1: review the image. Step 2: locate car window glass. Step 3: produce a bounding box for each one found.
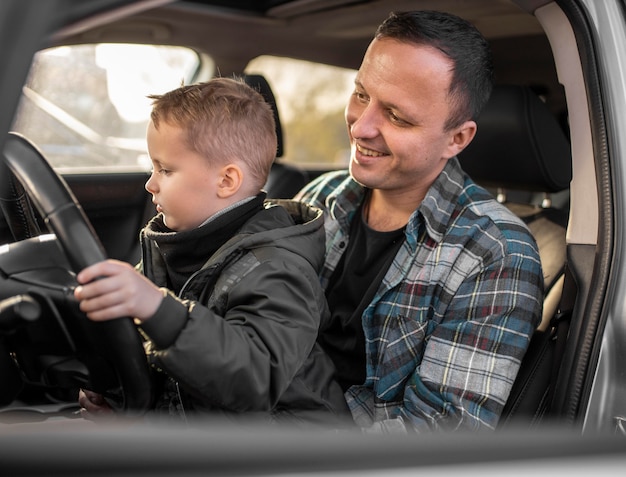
[11,44,204,173]
[245,55,355,170]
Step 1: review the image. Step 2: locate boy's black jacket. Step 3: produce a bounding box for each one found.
[138,196,350,426]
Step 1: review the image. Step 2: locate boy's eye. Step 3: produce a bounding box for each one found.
[150,167,171,176]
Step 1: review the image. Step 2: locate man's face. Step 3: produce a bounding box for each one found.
[345,38,466,200]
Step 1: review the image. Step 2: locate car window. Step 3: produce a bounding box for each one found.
[11,44,205,173]
[245,55,355,170]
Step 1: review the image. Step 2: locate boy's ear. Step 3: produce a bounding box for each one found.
[444,120,477,159]
[216,163,244,198]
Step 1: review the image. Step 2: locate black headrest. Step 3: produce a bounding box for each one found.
[240,73,284,158]
[457,85,571,193]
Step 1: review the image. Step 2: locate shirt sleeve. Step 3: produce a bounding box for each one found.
[347,232,543,433]
[411,249,543,430]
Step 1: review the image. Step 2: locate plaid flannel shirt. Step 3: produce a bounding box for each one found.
[296,157,543,432]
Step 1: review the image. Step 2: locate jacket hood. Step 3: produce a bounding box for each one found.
[140,198,326,291]
[214,198,326,273]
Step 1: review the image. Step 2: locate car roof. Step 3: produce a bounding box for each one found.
[51,0,561,114]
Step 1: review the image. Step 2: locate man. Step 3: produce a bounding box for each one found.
[296,10,543,432]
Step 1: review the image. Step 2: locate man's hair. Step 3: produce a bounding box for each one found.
[148,77,277,189]
[376,10,494,130]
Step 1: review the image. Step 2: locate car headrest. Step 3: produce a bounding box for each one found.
[240,73,284,158]
[457,85,572,193]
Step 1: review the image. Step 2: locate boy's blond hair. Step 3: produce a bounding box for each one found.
[149,77,277,190]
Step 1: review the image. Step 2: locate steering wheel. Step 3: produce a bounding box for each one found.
[1,132,153,412]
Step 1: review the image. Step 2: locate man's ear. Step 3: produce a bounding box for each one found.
[216,163,244,198]
[444,120,477,159]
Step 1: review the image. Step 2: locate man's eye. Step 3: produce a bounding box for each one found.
[389,111,409,126]
[354,91,369,102]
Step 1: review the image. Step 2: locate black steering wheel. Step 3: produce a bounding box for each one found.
[0,132,153,412]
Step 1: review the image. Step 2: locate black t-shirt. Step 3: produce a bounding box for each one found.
[321,202,405,391]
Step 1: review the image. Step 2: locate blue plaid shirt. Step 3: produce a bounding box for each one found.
[297,158,543,432]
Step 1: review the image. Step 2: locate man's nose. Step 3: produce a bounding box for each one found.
[347,103,379,139]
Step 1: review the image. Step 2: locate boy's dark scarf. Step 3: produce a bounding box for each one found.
[144,193,265,294]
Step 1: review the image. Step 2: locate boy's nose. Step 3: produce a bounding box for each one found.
[145,174,157,193]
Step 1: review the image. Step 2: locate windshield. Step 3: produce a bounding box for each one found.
[11,44,203,173]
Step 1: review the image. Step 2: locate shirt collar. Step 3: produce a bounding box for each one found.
[326,157,467,246]
[414,156,467,243]
[328,174,366,230]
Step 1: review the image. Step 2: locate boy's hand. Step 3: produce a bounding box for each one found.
[74,259,163,322]
[78,388,114,421]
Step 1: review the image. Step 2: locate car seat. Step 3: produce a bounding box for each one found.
[240,73,310,198]
[457,84,573,428]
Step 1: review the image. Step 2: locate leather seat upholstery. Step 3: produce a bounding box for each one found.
[459,84,571,194]
[458,84,572,331]
[240,73,309,198]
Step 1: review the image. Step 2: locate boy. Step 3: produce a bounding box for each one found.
[75,78,348,426]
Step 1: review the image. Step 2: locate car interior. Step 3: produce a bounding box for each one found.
[1,0,621,436]
[241,73,312,199]
[457,84,572,426]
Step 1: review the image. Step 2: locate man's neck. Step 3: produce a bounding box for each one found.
[364,189,423,232]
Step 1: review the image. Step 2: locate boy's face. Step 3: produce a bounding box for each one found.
[145,120,222,231]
